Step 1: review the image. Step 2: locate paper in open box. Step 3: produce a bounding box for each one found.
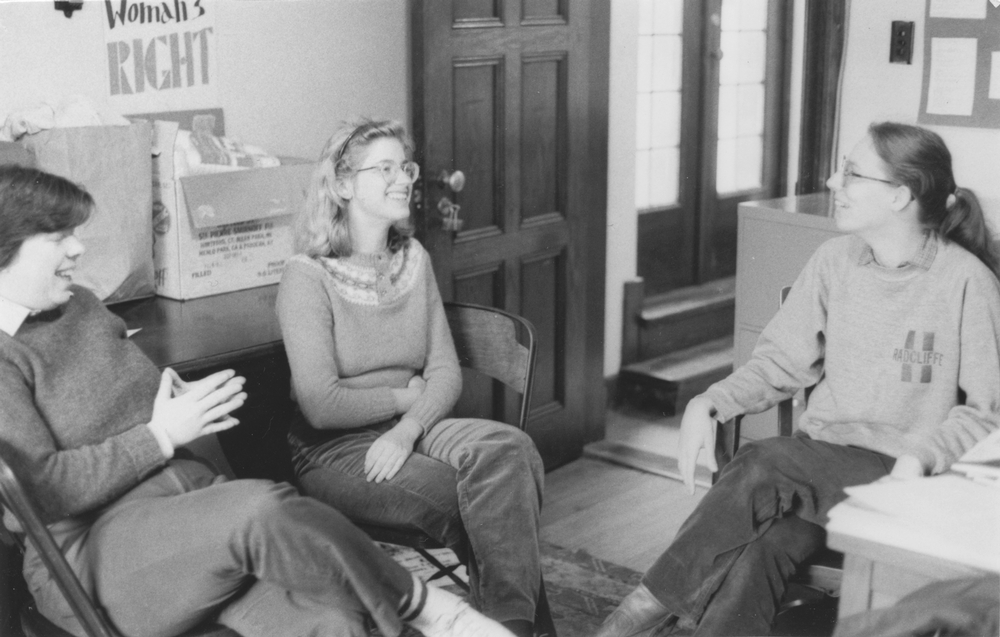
[151,120,314,300]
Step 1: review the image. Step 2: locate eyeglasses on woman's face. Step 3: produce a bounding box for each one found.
[355,160,420,185]
[838,156,896,187]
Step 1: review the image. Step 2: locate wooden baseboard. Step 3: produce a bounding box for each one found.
[582,440,713,489]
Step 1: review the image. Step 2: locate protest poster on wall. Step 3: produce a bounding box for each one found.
[103,0,218,113]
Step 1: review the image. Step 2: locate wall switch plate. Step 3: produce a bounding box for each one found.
[890,21,914,64]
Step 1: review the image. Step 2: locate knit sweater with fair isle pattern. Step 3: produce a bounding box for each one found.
[0,287,167,523]
[703,233,1000,473]
[276,239,462,442]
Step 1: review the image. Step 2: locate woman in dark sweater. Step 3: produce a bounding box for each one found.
[0,164,512,637]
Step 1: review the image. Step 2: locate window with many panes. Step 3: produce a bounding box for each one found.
[716,0,767,194]
[635,0,683,211]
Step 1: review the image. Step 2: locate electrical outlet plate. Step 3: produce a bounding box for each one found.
[890,21,914,64]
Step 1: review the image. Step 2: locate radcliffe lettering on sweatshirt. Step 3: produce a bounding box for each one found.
[894,330,944,383]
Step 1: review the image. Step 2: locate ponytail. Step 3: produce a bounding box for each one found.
[938,187,999,278]
[868,122,999,278]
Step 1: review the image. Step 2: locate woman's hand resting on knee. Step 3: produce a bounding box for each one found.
[146,368,247,457]
[677,396,719,495]
[365,418,422,483]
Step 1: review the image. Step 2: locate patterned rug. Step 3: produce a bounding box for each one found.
[378,541,641,637]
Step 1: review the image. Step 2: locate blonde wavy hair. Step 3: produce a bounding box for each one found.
[296,118,415,258]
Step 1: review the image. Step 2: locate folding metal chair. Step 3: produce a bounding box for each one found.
[0,456,237,637]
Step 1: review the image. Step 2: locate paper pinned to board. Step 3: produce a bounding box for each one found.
[991,51,1000,99]
[930,0,987,19]
[926,38,979,116]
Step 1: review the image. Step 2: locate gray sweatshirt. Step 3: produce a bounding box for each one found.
[704,233,1000,473]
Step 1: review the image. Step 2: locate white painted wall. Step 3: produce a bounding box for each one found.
[0,0,410,160]
[603,0,639,377]
[838,0,1000,229]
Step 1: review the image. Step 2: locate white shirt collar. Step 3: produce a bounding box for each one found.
[0,295,33,337]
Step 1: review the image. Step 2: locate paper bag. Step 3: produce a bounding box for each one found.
[21,123,154,304]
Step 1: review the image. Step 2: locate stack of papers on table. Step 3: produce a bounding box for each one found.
[826,475,1000,572]
[952,428,1000,487]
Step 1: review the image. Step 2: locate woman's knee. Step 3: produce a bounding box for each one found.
[730,438,799,481]
[223,480,301,528]
[474,425,544,482]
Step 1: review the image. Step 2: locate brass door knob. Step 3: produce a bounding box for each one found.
[436,169,466,193]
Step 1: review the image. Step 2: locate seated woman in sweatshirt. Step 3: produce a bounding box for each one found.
[594,122,1000,637]
[0,164,512,637]
[275,118,545,637]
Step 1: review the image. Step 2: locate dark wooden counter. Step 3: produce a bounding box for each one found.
[110,284,284,373]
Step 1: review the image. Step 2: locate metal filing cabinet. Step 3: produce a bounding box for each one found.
[734,193,840,442]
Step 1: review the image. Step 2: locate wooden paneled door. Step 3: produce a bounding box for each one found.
[411,1,609,470]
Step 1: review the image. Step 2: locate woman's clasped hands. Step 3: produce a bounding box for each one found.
[146,368,247,456]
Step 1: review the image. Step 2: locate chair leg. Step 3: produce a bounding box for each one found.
[415,548,470,592]
[533,577,557,637]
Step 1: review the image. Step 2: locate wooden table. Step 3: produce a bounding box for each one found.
[826,476,999,620]
[110,284,284,373]
[827,528,988,619]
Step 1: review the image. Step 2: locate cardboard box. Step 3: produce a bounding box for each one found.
[151,121,315,300]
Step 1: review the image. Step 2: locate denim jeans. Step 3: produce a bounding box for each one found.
[642,434,896,636]
[292,416,545,624]
[25,458,412,637]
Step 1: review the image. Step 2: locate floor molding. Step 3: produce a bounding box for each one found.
[582,440,714,489]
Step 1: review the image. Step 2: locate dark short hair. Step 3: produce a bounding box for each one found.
[0,165,93,270]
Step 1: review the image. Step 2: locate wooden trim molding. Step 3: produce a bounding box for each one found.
[797,0,846,195]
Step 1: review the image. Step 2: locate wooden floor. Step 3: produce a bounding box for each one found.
[539,458,840,637]
[540,456,707,573]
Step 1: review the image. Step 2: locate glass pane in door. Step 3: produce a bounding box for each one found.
[716,0,766,195]
[635,0,683,211]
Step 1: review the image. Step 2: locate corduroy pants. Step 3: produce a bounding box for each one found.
[642,434,896,636]
[292,416,545,625]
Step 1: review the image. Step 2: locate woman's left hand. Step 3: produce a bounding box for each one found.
[365,419,423,483]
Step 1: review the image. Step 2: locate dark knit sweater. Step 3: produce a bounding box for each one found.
[0,286,167,523]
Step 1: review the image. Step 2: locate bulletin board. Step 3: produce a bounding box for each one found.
[918,0,1000,129]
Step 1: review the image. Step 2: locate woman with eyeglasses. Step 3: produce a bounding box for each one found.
[276,118,544,637]
[594,121,1000,637]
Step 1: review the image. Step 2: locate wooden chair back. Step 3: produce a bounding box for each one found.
[444,302,537,431]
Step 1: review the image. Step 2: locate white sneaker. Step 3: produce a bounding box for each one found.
[407,584,514,637]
